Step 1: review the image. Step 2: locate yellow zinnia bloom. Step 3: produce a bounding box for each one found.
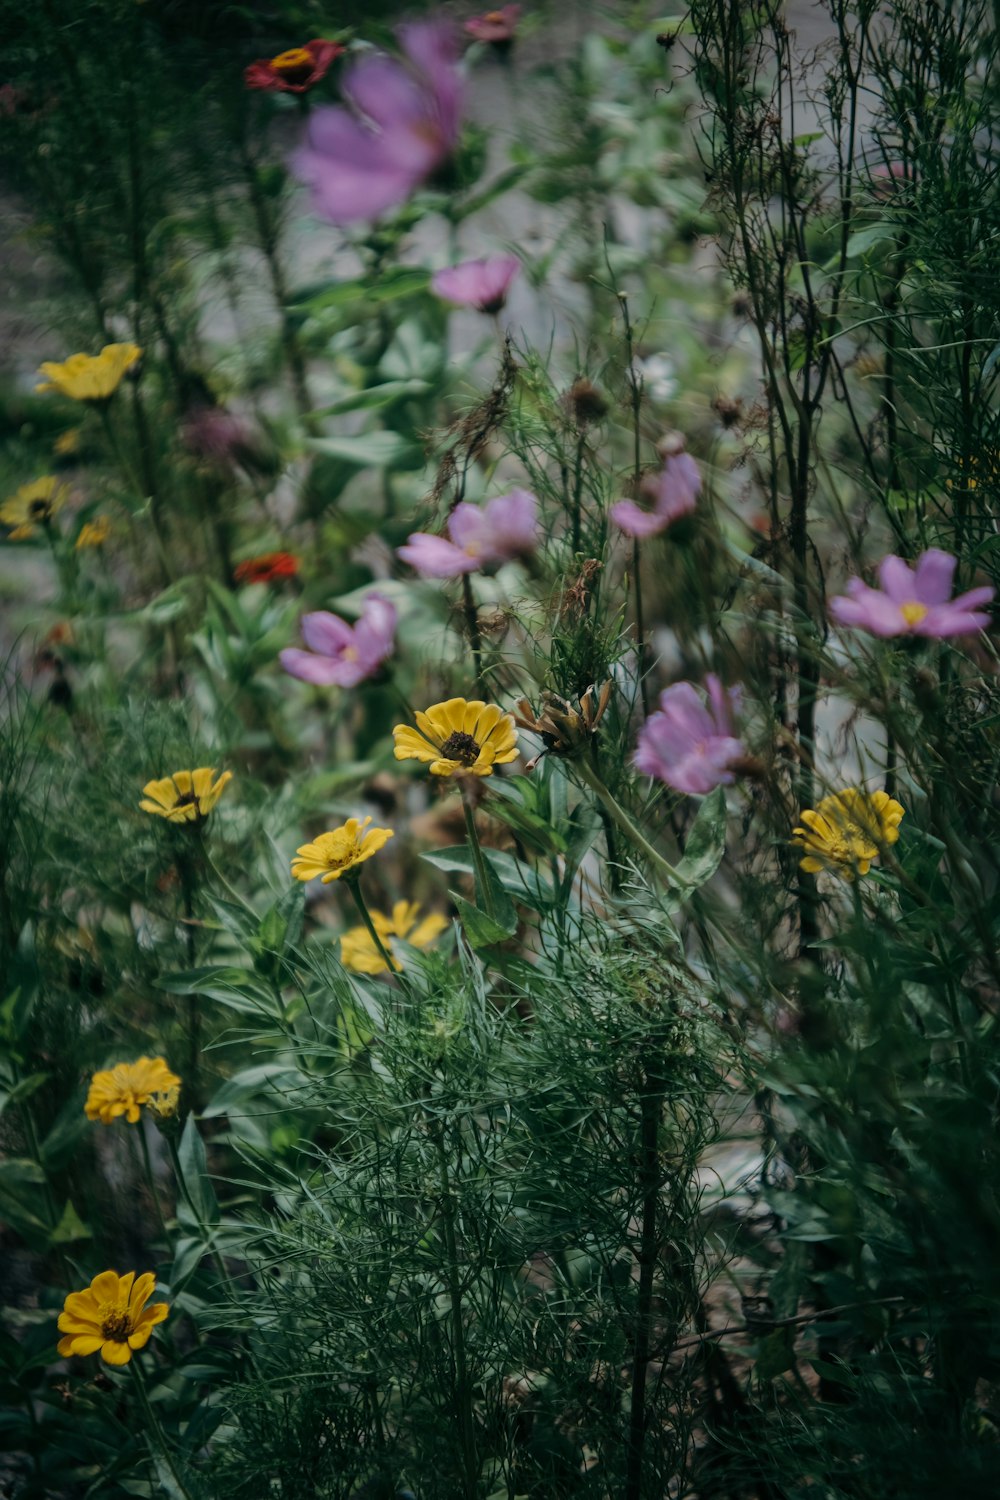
[57,1270,169,1366]
[393,697,519,778]
[792,788,904,878]
[1,476,69,539]
[139,768,233,824]
[85,1056,182,1125]
[340,900,449,974]
[291,816,394,883]
[54,426,82,457]
[76,515,111,549]
[37,342,142,402]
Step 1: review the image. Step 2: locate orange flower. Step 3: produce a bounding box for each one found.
[233,551,299,585]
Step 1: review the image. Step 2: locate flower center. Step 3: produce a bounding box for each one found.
[341,645,359,662]
[900,600,929,627]
[439,731,481,765]
[271,47,313,72]
[29,498,51,519]
[485,10,506,21]
[100,1307,133,1342]
[174,791,198,809]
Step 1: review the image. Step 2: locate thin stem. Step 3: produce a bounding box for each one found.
[434,1124,479,1500]
[346,879,400,980]
[624,1059,665,1500]
[461,784,497,920]
[461,572,485,695]
[137,1122,170,1242]
[574,759,682,889]
[129,1360,195,1500]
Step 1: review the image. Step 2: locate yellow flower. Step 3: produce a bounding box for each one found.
[792,788,904,878]
[1,476,69,539]
[76,515,111,549]
[37,342,142,402]
[57,1270,169,1366]
[291,816,394,883]
[139,768,233,824]
[393,697,519,778]
[85,1057,182,1125]
[54,427,82,457]
[340,900,449,974]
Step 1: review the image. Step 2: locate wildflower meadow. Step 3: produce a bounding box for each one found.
[3,1,1000,1496]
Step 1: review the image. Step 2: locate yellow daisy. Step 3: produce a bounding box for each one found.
[1,476,69,539]
[85,1057,182,1125]
[393,697,519,778]
[340,900,449,974]
[139,768,232,824]
[792,788,904,878]
[37,342,142,402]
[57,1270,169,1366]
[291,816,394,884]
[76,515,111,549]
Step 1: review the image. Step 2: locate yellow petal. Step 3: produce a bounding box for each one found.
[393,726,437,762]
[101,1340,133,1366]
[428,758,462,777]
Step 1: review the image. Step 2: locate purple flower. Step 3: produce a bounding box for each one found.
[291,21,463,226]
[634,675,745,795]
[280,593,396,687]
[829,548,994,638]
[398,489,540,577]
[611,438,701,538]
[431,255,520,314]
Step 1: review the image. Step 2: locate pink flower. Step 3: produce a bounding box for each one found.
[464,6,521,45]
[291,21,463,225]
[431,255,520,314]
[634,676,745,795]
[829,548,993,638]
[398,489,539,577]
[244,39,344,94]
[280,594,396,687]
[611,437,701,538]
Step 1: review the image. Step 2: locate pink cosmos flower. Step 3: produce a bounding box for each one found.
[291,21,463,225]
[431,255,520,314]
[280,593,396,687]
[398,489,539,578]
[634,675,745,795]
[829,548,993,638]
[611,437,701,538]
[464,6,521,46]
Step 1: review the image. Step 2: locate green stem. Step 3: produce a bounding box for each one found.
[346,879,399,980]
[575,760,682,888]
[434,1125,478,1500]
[461,784,497,919]
[129,1360,195,1500]
[137,1122,170,1243]
[461,573,485,695]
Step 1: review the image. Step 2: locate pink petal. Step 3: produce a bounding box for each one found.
[910,548,957,606]
[829,582,906,636]
[398,533,478,577]
[447,502,491,555]
[353,593,397,661]
[877,554,919,605]
[300,611,355,656]
[610,498,669,538]
[482,488,539,559]
[280,648,355,686]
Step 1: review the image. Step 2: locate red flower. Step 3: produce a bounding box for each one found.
[244,39,344,94]
[233,552,300,586]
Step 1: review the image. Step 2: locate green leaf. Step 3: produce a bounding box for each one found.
[450,892,517,950]
[157,966,278,1016]
[176,1116,219,1230]
[674,786,727,890]
[308,431,422,470]
[423,846,554,911]
[49,1200,90,1245]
